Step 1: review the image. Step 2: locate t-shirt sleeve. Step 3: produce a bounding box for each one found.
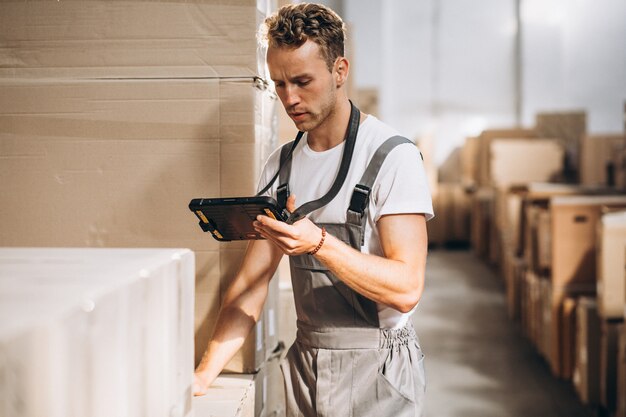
[372,143,434,222]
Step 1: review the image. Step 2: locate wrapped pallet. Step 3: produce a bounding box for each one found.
[0,248,195,417]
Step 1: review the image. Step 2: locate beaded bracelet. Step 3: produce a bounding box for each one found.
[309,227,326,256]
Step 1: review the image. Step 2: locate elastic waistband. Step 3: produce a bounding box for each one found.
[296,320,417,350]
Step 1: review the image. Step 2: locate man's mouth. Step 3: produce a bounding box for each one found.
[290,112,307,121]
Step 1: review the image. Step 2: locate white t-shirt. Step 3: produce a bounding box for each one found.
[257,115,434,329]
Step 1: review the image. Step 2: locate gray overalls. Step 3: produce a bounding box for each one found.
[271,104,426,417]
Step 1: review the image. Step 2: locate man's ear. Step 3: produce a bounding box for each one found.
[334,57,349,88]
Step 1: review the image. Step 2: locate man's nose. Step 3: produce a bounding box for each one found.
[283,85,300,107]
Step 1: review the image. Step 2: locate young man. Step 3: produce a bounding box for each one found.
[194,3,433,416]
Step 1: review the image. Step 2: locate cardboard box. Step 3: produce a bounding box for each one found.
[522,270,540,342]
[600,320,623,415]
[470,187,494,260]
[535,111,587,182]
[550,196,626,292]
[461,136,481,187]
[548,196,626,377]
[428,183,471,246]
[0,0,273,79]
[0,248,195,417]
[596,210,626,319]
[536,208,552,272]
[503,247,526,321]
[0,77,279,373]
[561,296,578,380]
[580,134,626,187]
[494,185,525,253]
[573,297,602,406]
[518,183,620,271]
[540,277,553,360]
[551,195,626,292]
[614,145,626,192]
[477,128,537,186]
[489,138,565,187]
[617,326,626,417]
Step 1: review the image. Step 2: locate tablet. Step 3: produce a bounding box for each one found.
[189,196,289,241]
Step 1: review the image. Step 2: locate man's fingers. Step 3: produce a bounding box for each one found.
[255,215,293,235]
[286,194,297,213]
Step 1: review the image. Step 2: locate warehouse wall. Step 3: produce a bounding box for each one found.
[333,0,625,165]
[522,0,626,130]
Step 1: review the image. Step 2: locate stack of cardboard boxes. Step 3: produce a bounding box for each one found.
[0,1,283,416]
[459,110,626,416]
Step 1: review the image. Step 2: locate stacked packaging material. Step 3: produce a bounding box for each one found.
[1,1,283,416]
[0,0,280,375]
[0,248,195,417]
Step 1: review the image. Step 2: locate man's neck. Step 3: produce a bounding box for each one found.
[306,98,352,152]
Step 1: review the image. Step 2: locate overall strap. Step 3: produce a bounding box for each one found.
[347,136,415,244]
[256,131,304,201]
[277,138,296,209]
[286,101,361,224]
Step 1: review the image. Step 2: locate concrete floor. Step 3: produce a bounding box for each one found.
[413,249,593,417]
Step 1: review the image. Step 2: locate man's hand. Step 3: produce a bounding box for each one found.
[193,372,211,397]
[254,195,323,256]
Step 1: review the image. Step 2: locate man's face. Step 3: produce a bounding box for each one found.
[267,40,338,132]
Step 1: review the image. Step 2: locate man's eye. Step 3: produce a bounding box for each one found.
[297,80,310,87]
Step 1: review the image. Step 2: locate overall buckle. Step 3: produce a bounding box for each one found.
[349,184,371,214]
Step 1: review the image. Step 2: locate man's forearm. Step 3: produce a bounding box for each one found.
[195,303,259,384]
[195,239,283,389]
[315,236,422,312]
[314,214,427,313]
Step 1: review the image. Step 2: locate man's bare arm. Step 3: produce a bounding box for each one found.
[254,195,428,313]
[194,238,283,396]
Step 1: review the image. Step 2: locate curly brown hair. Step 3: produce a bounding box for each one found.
[261,3,346,72]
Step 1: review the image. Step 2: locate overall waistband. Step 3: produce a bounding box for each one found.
[296,320,417,350]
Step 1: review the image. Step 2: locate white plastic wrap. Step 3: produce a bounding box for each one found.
[0,248,195,417]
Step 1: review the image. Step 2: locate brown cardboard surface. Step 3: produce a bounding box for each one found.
[494,186,524,251]
[523,203,545,274]
[504,250,525,321]
[470,188,494,260]
[0,77,279,374]
[596,211,626,319]
[0,0,269,79]
[477,128,537,186]
[517,183,619,270]
[561,296,578,380]
[617,326,626,417]
[550,195,626,292]
[489,138,564,187]
[573,297,601,405]
[535,111,587,181]
[581,134,626,186]
[0,77,275,249]
[537,208,552,272]
[429,183,470,246]
[600,320,622,414]
[461,136,480,187]
[540,276,553,360]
